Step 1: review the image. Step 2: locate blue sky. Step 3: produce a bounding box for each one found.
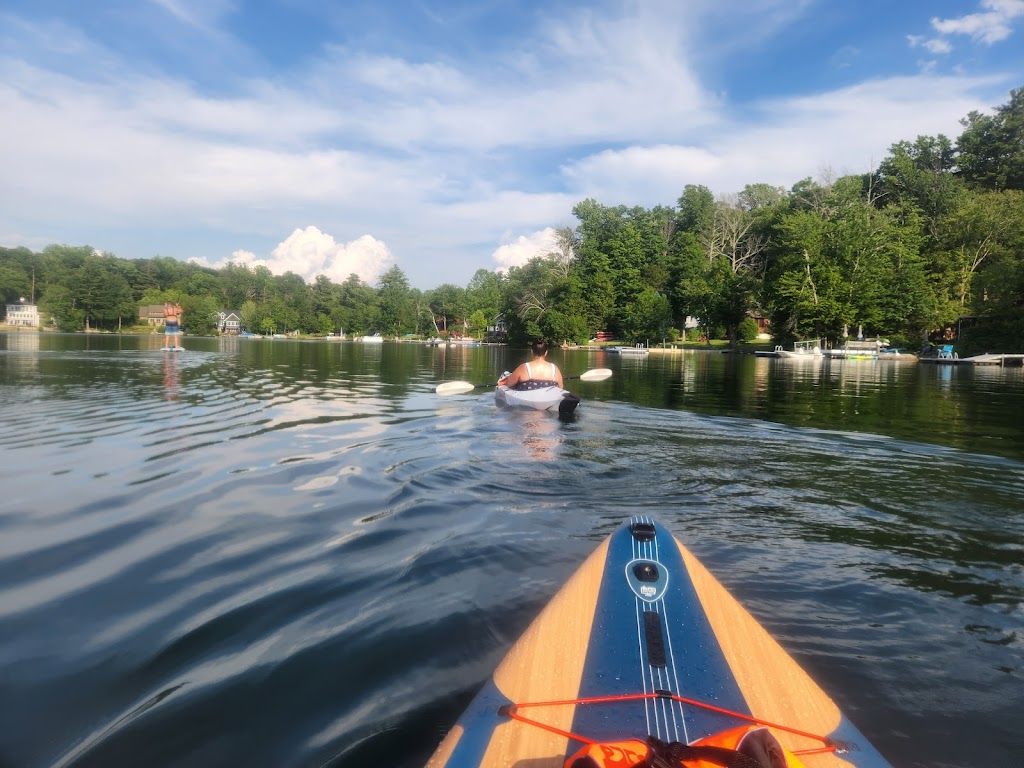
[2,1,1023,289]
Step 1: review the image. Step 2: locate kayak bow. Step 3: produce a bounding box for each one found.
[427,518,892,768]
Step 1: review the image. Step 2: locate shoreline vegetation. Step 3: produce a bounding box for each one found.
[2,86,1023,357]
[0,325,866,357]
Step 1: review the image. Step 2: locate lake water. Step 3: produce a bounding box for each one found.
[0,332,1021,768]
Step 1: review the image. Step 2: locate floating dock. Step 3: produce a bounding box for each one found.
[920,353,1024,366]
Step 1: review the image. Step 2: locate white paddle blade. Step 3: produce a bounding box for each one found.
[578,368,613,382]
[435,380,478,395]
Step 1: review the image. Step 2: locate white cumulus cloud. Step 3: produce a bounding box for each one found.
[491,228,558,272]
[931,0,1024,44]
[192,227,394,285]
[907,34,954,54]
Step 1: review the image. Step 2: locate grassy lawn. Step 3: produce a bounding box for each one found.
[648,339,766,351]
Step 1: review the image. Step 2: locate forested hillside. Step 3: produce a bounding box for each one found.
[3,87,1022,353]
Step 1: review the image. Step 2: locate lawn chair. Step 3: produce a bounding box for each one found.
[937,344,956,360]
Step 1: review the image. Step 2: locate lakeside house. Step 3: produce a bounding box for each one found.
[218,310,242,335]
[3,299,40,327]
[484,314,508,343]
[139,304,167,326]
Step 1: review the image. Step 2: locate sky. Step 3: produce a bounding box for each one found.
[1,1,1023,290]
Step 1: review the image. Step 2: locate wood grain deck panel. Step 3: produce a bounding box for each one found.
[676,539,854,768]
[477,537,610,768]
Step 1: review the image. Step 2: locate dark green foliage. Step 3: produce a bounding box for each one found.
[466,269,503,323]
[376,266,413,337]
[738,317,759,342]
[0,262,31,304]
[956,87,1024,191]
[426,283,468,335]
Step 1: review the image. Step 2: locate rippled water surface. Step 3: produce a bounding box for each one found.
[1,333,1021,768]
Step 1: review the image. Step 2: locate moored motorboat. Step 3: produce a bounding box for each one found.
[778,339,823,358]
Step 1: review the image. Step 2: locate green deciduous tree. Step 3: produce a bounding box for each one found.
[337,274,377,335]
[619,287,672,344]
[504,256,555,341]
[0,264,30,304]
[465,268,504,324]
[240,300,262,333]
[877,135,963,242]
[678,192,771,344]
[956,87,1024,191]
[427,284,467,334]
[183,295,221,335]
[467,309,487,339]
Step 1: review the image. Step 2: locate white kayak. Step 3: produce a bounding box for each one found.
[435,369,609,413]
[495,384,580,414]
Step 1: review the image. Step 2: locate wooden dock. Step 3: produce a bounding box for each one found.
[920,353,1024,366]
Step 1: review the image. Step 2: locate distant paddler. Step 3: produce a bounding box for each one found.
[163,301,183,350]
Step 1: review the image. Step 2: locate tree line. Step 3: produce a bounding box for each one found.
[2,86,1022,353]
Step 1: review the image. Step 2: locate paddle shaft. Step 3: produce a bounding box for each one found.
[468,372,592,390]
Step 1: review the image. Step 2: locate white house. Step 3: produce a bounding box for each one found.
[485,314,508,343]
[4,299,39,327]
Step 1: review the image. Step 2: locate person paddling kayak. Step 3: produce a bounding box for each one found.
[498,340,564,390]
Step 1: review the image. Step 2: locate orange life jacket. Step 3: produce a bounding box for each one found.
[564,726,808,768]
